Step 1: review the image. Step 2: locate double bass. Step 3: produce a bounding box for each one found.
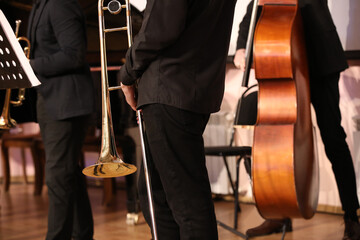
[247,0,319,219]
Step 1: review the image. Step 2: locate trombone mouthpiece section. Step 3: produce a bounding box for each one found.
[82,162,137,178]
[108,0,122,15]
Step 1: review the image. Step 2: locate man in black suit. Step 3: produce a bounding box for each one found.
[119,0,237,239]
[234,1,360,239]
[27,0,95,239]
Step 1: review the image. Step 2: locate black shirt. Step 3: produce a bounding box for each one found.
[119,0,237,114]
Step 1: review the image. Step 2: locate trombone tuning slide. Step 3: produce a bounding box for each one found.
[107,0,122,15]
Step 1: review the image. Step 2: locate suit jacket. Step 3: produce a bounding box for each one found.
[27,0,95,120]
[237,0,348,78]
[119,0,237,114]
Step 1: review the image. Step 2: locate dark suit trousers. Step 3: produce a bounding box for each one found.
[36,94,94,240]
[139,104,218,240]
[310,72,360,213]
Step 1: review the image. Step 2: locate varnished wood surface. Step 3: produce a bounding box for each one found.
[0,183,345,240]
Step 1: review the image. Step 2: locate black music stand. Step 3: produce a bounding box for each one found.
[0,10,40,89]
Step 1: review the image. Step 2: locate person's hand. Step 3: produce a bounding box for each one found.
[233,48,246,71]
[121,83,137,111]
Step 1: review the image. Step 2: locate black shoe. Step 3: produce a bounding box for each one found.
[246,218,292,238]
[343,219,360,240]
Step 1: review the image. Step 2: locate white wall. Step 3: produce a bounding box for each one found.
[328,0,360,51]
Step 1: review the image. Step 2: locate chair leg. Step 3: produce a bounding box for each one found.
[102,178,116,206]
[215,155,248,239]
[222,156,236,195]
[20,148,28,184]
[1,143,10,192]
[222,156,242,229]
[244,156,251,178]
[30,143,43,195]
[234,157,242,229]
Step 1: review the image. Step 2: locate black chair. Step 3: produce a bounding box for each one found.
[204,84,258,237]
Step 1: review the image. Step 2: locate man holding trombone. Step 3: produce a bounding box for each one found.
[119,0,237,239]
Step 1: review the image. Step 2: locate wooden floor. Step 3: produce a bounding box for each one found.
[0,183,345,240]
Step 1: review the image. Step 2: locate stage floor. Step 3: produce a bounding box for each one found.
[0,183,345,240]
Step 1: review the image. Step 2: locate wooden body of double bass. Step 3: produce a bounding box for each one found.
[252,0,319,219]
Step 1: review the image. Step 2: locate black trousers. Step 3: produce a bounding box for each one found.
[139,104,218,240]
[37,94,94,240]
[310,72,360,213]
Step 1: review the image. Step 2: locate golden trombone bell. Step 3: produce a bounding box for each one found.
[82,0,136,178]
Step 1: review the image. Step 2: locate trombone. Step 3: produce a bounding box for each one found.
[82,1,158,239]
[0,20,29,130]
[82,0,137,178]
